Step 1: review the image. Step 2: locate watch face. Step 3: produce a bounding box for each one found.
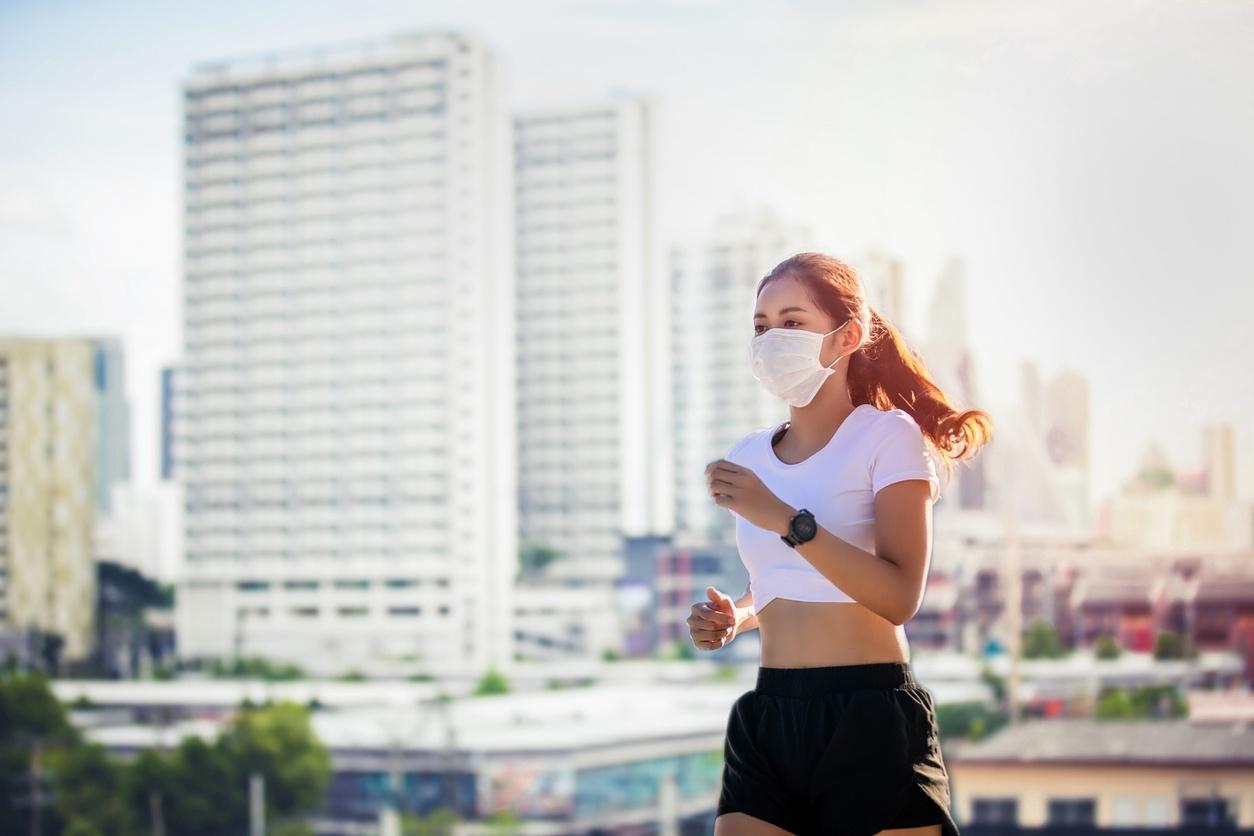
[794,513,817,538]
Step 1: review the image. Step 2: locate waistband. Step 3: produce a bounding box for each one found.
[754,661,918,697]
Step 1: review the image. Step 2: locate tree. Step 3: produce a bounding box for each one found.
[125,702,330,836]
[47,742,135,836]
[1022,619,1066,659]
[474,668,510,696]
[217,702,332,818]
[0,669,80,835]
[517,544,560,580]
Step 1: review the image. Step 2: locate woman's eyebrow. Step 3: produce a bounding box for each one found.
[753,306,809,319]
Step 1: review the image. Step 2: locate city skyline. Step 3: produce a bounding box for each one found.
[2,0,1253,507]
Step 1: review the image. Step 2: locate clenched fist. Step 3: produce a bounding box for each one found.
[705,458,793,535]
[688,586,742,651]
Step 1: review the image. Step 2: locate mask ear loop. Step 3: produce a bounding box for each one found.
[822,318,854,370]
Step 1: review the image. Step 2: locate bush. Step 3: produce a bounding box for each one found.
[1094,634,1121,660]
[1022,619,1067,659]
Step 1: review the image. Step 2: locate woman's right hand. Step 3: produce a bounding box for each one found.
[688,586,740,651]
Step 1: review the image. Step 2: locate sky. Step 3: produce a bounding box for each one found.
[2,0,1252,505]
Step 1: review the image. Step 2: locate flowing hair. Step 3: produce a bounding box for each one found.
[756,252,993,482]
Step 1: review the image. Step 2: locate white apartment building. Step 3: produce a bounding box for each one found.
[511,97,671,660]
[173,31,516,676]
[669,207,811,546]
[513,97,665,586]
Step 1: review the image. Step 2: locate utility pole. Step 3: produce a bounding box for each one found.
[249,772,265,836]
[1001,427,1023,727]
[148,790,165,836]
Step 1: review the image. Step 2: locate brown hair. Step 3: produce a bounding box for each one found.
[756,252,993,481]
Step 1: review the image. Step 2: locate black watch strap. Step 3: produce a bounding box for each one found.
[781,508,817,548]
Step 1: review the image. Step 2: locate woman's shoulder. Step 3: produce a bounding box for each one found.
[724,423,776,461]
[863,404,925,436]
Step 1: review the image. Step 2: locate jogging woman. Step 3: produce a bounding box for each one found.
[695,252,992,836]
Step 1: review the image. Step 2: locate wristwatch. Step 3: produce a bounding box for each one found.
[781,508,817,548]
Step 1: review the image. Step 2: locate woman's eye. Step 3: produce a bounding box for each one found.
[754,320,800,335]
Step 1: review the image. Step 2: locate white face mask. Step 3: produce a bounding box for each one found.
[748,319,853,407]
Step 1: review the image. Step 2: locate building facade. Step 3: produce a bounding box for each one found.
[173,31,516,675]
[0,337,110,663]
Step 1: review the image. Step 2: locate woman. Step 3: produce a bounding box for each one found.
[694,253,993,836]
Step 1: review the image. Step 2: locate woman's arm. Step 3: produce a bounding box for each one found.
[764,479,933,626]
[734,582,759,634]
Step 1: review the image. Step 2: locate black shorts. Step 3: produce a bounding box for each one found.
[716,661,961,836]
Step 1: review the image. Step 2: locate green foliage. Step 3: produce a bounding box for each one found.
[1022,618,1068,659]
[219,702,331,817]
[401,805,460,836]
[601,647,621,662]
[336,669,368,682]
[0,670,76,742]
[934,701,1008,742]
[1,672,331,836]
[47,742,135,835]
[710,664,738,682]
[98,560,173,611]
[517,544,560,579]
[1094,633,1121,660]
[978,663,1006,702]
[1153,629,1196,660]
[1095,684,1188,719]
[209,656,306,680]
[484,808,525,835]
[1137,466,1176,490]
[474,668,510,696]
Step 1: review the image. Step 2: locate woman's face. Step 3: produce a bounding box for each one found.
[752,275,859,363]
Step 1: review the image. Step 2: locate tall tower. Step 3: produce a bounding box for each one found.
[174,31,515,675]
[0,337,105,663]
[669,206,811,544]
[513,96,660,583]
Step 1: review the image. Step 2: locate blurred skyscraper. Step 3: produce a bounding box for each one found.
[172,31,516,675]
[513,97,662,583]
[924,256,990,511]
[92,337,131,513]
[0,337,125,663]
[668,206,810,545]
[851,248,908,328]
[1203,423,1237,501]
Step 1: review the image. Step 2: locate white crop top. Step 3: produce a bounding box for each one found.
[724,403,941,614]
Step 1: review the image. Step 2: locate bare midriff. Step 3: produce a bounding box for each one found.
[755,598,910,667]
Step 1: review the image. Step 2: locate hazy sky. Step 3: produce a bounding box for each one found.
[2,0,1252,504]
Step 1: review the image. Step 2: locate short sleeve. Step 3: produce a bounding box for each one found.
[870,412,940,502]
[723,428,760,463]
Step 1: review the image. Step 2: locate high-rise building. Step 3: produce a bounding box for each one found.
[159,365,176,481]
[851,248,908,328]
[173,31,515,675]
[924,256,990,511]
[92,337,131,513]
[513,96,663,584]
[0,337,113,663]
[1203,423,1237,501]
[669,206,811,545]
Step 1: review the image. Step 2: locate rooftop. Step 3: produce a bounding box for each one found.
[952,717,1254,767]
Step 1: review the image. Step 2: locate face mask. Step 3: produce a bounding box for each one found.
[748,319,853,407]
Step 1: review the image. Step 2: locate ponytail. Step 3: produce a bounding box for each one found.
[757,252,994,483]
[848,305,993,481]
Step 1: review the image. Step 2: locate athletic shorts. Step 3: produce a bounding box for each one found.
[716,661,960,836]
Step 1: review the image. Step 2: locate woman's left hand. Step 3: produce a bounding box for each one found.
[705,458,794,535]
